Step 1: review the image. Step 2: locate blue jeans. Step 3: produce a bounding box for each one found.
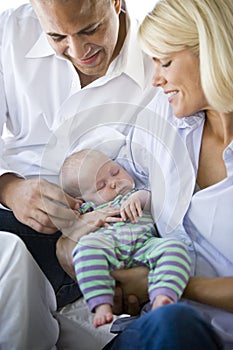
[0,209,82,307]
[103,303,223,350]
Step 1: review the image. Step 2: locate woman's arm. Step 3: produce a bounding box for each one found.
[183,276,233,313]
[112,269,233,314]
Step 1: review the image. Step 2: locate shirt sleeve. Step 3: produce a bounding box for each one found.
[0,9,20,177]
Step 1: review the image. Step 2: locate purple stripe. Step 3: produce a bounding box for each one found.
[78,275,112,284]
[155,278,186,291]
[156,241,187,248]
[154,259,190,271]
[150,287,178,303]
[151,269,189,280]
[82,285,113,296]
[150,272,189,287]
[75,264,109,273]
[150,251,190,263]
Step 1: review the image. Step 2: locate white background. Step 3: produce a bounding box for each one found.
[0,0,157,21]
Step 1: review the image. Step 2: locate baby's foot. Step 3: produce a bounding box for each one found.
[93,304,113,328]
[152,294,174,310]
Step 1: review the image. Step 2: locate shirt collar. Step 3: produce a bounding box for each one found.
[107,12,146,89]
[25,30,55,58]
[170,111,205,130]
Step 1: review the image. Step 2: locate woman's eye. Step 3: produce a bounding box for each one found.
[162,60,172,68]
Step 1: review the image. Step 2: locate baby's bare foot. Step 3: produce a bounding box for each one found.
[93,304,113,328]
[152,295,174,310]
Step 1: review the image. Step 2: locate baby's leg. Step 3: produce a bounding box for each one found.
[94,304,113,328]
[152,294,174,309]
[138,237,191,307]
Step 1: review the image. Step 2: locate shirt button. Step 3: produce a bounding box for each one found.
[225,148,232,156]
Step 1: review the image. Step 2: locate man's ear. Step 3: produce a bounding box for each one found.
[113,0,122,15]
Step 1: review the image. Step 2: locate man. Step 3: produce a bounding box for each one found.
[0,0,156,348]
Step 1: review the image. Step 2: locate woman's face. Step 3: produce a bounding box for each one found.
[152,49,208,117]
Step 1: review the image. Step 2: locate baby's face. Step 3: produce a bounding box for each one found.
[80,157,135,205]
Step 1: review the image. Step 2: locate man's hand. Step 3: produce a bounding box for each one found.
[111,267,149,315]
[0,174,81,234]
[62,205,122,241]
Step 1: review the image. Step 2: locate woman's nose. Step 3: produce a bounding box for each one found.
[152,64,167,87]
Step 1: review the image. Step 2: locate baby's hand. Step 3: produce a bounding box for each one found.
[120,193,143,223]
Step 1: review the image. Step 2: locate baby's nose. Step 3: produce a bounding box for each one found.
[110,182,116,189]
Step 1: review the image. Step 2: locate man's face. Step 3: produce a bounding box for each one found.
[32,0,121,78]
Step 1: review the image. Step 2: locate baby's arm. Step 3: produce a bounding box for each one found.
[120,190,151,223]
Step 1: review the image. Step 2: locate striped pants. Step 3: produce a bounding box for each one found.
[73,220,191,312]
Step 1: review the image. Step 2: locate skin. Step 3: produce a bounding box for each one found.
[152,50,207,118]
[116,49,233,314]
[0,0,126,234]
[0,174,82,234]
[59,152,152,326]
[57,49,233,315]
[30,0,125,86]
[151,50,233,188]
[78,152,135,205]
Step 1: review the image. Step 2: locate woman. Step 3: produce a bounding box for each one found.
[104,0,233,349]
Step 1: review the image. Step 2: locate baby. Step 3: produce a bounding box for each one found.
[60,149,191,327]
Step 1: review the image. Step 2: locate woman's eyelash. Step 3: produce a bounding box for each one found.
[162,60,172,68]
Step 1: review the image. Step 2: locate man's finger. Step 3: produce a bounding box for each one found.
[112,286,124,315]
[126,295,141,316]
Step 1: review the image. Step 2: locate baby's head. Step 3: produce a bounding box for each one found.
[60,149,135,205]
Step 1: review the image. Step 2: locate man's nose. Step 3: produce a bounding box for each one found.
[65,35,86,58]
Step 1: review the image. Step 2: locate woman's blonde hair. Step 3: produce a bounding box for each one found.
[138,0,233,113]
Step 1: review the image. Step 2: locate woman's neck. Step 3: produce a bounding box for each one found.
[205,109,233,146]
